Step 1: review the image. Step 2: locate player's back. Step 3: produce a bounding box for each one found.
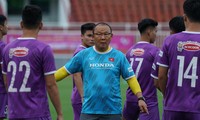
[159,31,200,112]
[126,41,159,106]
[2,38,55,118]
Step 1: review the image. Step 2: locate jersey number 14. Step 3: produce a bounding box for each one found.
[177,56,198,88]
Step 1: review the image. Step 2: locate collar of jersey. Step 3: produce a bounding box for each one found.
[17,37,36,40]
[80,44,87,49]
[93,46,112,54]
[137,41,150,44]
[182,31,200,34]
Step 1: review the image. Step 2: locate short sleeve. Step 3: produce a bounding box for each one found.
[42,46,56,75]
[120,53,135,80]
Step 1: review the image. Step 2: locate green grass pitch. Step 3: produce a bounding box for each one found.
[49,77,163,120]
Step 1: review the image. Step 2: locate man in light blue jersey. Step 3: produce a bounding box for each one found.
[55,22,149,120]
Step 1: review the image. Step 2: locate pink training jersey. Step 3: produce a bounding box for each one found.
[2,38,56,119]
[158,31,200,113]
[125,41,159,107]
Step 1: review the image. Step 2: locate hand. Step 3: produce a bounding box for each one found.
[57,114,64,120]
[138,100,149,114]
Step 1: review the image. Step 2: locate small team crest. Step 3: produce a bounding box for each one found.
[130,48,144,56]
[9,47,29,58]
[109,58,114,62]
[177,41,200,52]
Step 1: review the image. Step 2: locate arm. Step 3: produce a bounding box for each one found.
[153,78,161,91]
[158,66,168,97]
[45,74,63,120]
[54,67,69,82]
[3,74,7,91]
[127,76,149,114]
[73,72,83,98]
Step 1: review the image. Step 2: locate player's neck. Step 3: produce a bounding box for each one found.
[186,23,200,32]
[95,46,111,52]
[22,29,39,38]
[140,36,150,43]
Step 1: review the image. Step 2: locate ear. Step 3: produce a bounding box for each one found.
[20,21,23,29]
[183,14,187,23]
[39,22,43,30]
[110,33,113,37]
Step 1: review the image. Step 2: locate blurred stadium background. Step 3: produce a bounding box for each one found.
[0,0,184,68]
[0,0,184,119]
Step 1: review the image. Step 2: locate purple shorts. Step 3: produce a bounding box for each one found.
[163,110,200,120]
[123,101,160,120]
[72,103,82,120]
[0,93,7,118]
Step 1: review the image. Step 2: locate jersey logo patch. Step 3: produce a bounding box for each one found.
[130,48,144,56]
[177,41,200,52]
[9,47,29,58]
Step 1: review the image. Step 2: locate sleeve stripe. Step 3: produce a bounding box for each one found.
[2,71,6,74]
[44,71,56,75]
[64,66,72,74]
[157,62,169,67]
[125,75,135,81]
[151,74,158,79]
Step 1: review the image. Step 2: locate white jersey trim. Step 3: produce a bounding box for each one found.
[2,71,6,74]
[93,46,113,54]
[17,37,36,40]
[182,31,200,34]
[151,74,158,79]
[125,75,135,80]
[157,62,169,67]
[44,71,56,75]
[64,66,72,74]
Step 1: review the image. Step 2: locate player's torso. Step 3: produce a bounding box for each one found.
[164,32,200,112]
[3,39,51,118]
[126,42,159,104]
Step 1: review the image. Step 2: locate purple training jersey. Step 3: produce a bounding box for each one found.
[151,51,161,80]
[2,37,56,119]
[158,31,200,113]
[71,44,86,104]
[0,41,6,93]
[125,41,159,106]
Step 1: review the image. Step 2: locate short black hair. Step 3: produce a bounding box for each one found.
[138,18,158,34]
[93,22,112,33]
[81,23,95,35]
[184,0,200,22]
[22,5,42,29]
[169,16,185,33]
[0,14,6,26]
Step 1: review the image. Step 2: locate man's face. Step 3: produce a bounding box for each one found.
[81,30,94,47]
[0,21,8,36]
[93,25,113,52]
[149,27,157,43]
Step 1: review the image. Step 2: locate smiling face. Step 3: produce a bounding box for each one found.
[93,24,113,52]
